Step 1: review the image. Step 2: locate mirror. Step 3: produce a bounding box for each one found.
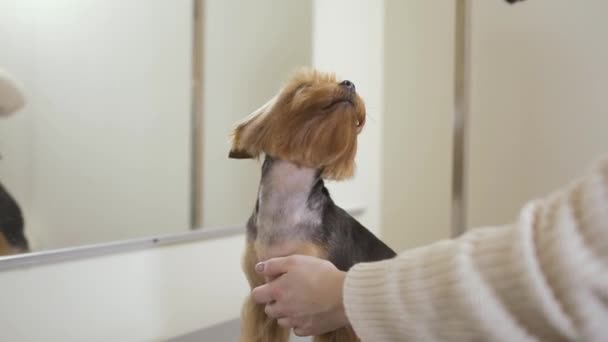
[0,0,312,256]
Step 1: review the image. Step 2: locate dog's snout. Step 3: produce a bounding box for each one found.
[339,80,355,92]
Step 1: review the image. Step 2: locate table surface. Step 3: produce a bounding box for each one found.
[168,318,310,342]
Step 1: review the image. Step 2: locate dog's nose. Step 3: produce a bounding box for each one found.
[339,80,355,92]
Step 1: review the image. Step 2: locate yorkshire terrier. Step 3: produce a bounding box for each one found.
[229,68,396,342]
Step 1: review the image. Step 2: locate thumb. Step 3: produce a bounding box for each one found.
[255,256,294,278]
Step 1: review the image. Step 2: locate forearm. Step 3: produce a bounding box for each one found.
[344,158,608,341]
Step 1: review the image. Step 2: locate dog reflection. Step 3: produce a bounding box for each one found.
[0,183,28,256]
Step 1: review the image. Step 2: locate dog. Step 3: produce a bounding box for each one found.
[229,68,397,342]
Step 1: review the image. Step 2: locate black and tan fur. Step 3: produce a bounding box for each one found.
[230,68,396,342]
[0,182,28,256]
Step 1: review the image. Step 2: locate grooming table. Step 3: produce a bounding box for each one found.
[168,318,311,341]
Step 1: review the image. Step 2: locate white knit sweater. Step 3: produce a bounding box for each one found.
[344,157,608,342]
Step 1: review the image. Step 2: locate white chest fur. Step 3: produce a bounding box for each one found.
[255,160,321,245]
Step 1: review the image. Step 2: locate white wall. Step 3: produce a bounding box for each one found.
[201,0,312,228]
[312,0,385,235]
[467,0,608,228]
[381,1,455,251]
[0,234,249,342]
[0,0,192,250]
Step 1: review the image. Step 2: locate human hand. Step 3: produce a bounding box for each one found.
[251,255,349,336]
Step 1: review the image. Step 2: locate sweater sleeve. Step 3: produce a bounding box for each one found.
[344,157,608,342]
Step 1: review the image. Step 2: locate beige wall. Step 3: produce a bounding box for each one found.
[381,1,455,251]
[312,0,385,234]
[201,0,312,228]
[467,0,608,228]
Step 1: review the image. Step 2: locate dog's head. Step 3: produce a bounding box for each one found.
[228,68,366,180]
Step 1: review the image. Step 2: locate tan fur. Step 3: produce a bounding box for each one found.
[241,241,326,342]
[0,232,11,256]
[229,68,366,180]
[241,242,291,342]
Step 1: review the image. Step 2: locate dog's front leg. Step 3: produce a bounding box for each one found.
[241,242,291,342]
[241,296,290,342]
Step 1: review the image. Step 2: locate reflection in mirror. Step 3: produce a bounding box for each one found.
[0,0,312,257]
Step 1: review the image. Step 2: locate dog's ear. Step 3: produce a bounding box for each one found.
[228,95,278,159]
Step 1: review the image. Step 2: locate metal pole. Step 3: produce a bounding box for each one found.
[451,0,471,237]
[190,0,204,229]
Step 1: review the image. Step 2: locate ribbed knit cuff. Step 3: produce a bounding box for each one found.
[343,257,406,341]
[343,239,457,341]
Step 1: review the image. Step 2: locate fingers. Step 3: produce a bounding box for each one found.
[251,283,274,304]
[255,256,294,278]
[277,317,292,329]
[277,317,312,337]
[264,301,285,319]
[293,327,308,337]
[292,317,313,337]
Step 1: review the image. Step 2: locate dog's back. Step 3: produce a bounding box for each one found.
[321,204,396,271]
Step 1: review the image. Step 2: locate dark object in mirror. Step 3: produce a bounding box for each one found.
[0,183,28,255]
